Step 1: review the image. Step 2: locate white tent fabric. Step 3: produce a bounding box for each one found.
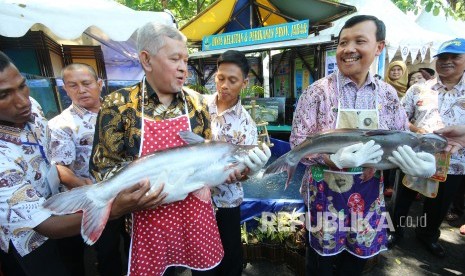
[415,9,465,39]
[0,0,175,80]
[0,0,173,41]
[307,0,453,63]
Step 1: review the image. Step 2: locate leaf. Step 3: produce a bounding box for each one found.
[433,6,440,16]
[425,2,433,12]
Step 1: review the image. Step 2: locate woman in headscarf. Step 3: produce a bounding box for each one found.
[385,60,409,99]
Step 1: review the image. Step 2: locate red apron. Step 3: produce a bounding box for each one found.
[128,88,223,276]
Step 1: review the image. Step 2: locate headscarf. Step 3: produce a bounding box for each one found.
[385,60,408,98]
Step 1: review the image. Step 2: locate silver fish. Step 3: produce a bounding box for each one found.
[43,131,254,245]
[264,129,447,189]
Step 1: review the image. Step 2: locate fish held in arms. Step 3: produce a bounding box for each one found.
[43,131,256,245]
[263,129,447,189]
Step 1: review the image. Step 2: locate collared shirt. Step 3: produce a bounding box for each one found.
[290,71,409,205]
[207,93,257,208]
[402,73,465,174]
[89,81,211,182]
[48,103,98,189]
[0,98,52,256]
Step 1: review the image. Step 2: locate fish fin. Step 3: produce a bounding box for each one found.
[263,153,297,190]
[43,185,94,215]
[192,185,211,202]
[178,131,205,144]
[264,154,289,175]
[81,199,112,245]
[285,165,297,190]
[43,185,110,246]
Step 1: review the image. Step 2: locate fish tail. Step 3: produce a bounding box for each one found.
[285,165,297,190]
[43,185,111,245]
[263,153,297,190]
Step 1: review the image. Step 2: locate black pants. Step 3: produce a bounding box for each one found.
[214,206,243,276]
[57,235,86,276]
[57,217,126,276]
[0,240,70,276]
[94,216,127,276]
[305,245,367,276]
[390,174,464,242]
[449,179,465,217]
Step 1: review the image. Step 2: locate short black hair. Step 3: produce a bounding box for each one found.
[217,50,250,79]
[338,15,386,42]
[0,51,13,72]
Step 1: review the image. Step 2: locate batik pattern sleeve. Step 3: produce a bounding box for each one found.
[0,146,50,256]
[400,86,416,120]
[48,122,75,166]
[377,80,409,131]
[89,87,141,182]
[290,76,337,166]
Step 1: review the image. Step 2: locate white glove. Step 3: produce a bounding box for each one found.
[329,140,383,169]
[387,145,436,178]
[244,144,272,176]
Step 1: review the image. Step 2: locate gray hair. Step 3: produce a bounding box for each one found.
[136,22,187,55]
[61,63,98,81]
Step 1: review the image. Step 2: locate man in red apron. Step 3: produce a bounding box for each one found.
[89,22,268,276]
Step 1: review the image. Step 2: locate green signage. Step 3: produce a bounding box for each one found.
[202,20,309,51]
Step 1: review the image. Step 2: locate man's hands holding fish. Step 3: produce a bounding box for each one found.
[226,144,272,182]
[244,144,272,176]
[388,146,436,178]
[109,179,167,219]
[329,140,384,169]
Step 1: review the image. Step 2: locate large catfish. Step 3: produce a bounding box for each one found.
[43,131,255,245]
[264,129,448,189]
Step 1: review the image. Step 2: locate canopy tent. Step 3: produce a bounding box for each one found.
[306,0,453,63]
[180,0,356,45]
[0,0,175,80]
[415,9,465,39]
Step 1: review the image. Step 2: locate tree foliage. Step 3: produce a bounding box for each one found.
[392,0,465,20]
[118,0,465,25]
[116,0,216,26]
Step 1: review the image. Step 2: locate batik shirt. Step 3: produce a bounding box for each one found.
[49,103,97,190]
[402,73,465,174]
[208,93,257,208]
[0,98,52,256]
[89,82,211,182]
[290,71,409,205]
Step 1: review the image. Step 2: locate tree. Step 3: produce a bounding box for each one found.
[392,0,465,20]
[118,0,465,25]
[116,0,216,26]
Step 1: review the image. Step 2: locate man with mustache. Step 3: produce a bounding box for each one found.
[290,15,436,275]
[49,63,126,276]
[389,38,465,257]
[0,50,166,276]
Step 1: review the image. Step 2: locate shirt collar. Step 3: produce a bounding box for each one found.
[338,70,377,90]
[209,92,243,117]
[145,80,184,105]
[432,73,465,91]
[71,103,96,118]
[0,124,23,145]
